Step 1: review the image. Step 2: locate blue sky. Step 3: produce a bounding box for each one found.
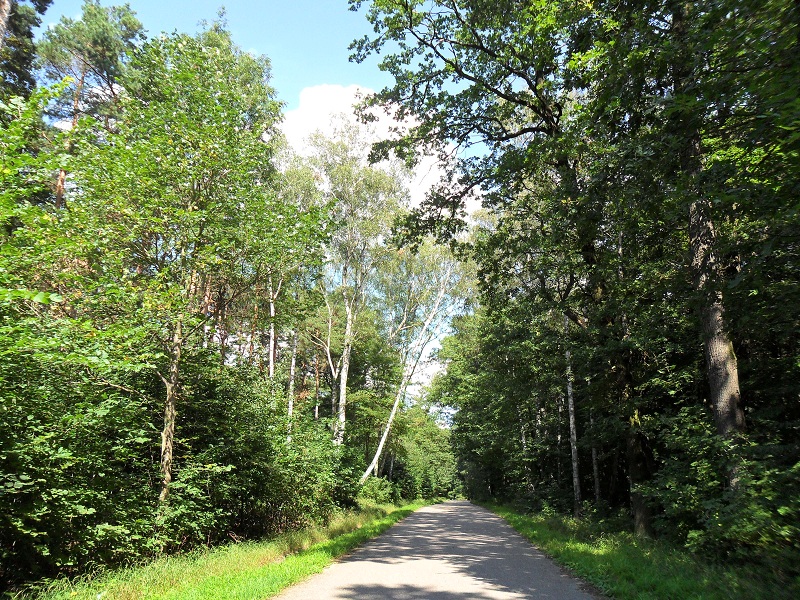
[39,0,390,110]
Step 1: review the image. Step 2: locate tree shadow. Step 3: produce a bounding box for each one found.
[337,582,501,599]
[335,500,595,599]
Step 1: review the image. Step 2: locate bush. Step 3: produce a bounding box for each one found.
[357,477,400,505]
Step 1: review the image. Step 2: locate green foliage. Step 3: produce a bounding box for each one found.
[36,0,144,123]
[358,477,399,505]
[354,0,800,578]
[489,504,799,600]
[649,406,800,575]
[400,405,459,498]
[18,501,431,600]
[0,1,53,101]
[0,17,345,591]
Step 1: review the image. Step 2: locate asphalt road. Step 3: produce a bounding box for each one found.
[273,500,600,599]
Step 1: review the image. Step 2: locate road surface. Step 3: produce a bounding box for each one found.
[274,500,600,599]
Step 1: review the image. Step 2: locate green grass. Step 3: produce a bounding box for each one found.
[17,500,432,600]
[486,503,798,600]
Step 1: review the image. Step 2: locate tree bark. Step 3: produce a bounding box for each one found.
[673,3,745,441]
[333,303,354,445]
[590,411,601,504]
[359,373,407,484]
[287,328,298,441]
[358,262,453,484]
[627,424,653,537]
[691,203,746,438]
[564,314,582,516]
[0,1,11,52]
[159,319,183,503]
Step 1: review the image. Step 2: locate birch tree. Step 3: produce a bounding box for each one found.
[309,127,404,445]
[360,240,468,483]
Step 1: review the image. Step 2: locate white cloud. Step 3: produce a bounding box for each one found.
[280,84,446,208]
[281,84,371,152]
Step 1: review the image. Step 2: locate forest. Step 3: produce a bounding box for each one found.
[1,0,799,595]
[1,0,463,589]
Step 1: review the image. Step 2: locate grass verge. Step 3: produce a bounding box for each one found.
[18,500,432,600]
[486,503,797,600]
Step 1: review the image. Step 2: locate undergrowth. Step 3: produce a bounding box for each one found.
[12,500,431,600]
[487,503,799,600]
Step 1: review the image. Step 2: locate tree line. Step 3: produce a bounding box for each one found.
[351,0,799,581]
[1,0,462,589]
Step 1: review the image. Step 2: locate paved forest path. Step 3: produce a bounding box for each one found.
[274,500,599,599]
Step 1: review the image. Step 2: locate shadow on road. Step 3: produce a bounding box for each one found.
[338,583,501,599]
[334,500,590,599]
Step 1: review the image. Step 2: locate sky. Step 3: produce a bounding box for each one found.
[37,1,453,201]
[36,1,455,199]
[39,0,390,112]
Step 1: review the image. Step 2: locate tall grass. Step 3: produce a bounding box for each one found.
[15,500,430,600]
[488,503,798,600]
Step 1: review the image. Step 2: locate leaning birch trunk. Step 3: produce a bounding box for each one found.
[359,265,452,484]
[159,319,183,502]
[564,314,581,516]
[333,303,354,445]
[359,368,409,484]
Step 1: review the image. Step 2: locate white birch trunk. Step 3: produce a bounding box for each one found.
[287,329,298,441]
[333,302,354,445]
[359,368,408,484]
[359,265,452,484]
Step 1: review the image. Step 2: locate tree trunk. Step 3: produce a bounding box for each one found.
[591,411,601,504]
[690,203,746,438]
[673,3,745,442]
[159,319,183,503]
[359,374,407,484]
[358,264,453,484]
[287,329,298,441]
[564,314,582,516]
[627,424,653,537]
[0,1,11,51]
[333,303,354,445]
